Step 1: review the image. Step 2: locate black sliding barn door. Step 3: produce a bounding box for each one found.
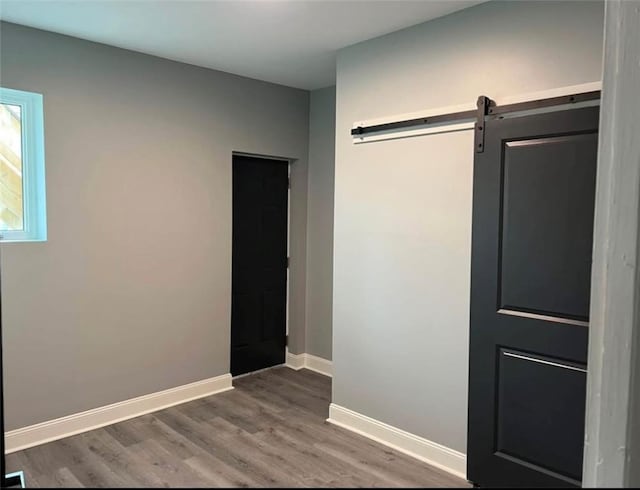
[467,106,599,487]
[231,155,288,376]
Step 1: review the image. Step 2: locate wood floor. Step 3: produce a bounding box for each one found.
[6,367,468,488]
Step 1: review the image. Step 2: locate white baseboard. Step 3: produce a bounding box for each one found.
[5,373,233,454]
[304,353,333,377]
[285,349,332,377]
[285,349,306,370]
[327,403,466,480]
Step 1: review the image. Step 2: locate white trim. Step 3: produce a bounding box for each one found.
[4,373,233,454]
[231,150,293,163]
[353,104,475,144]
[495,81,601,106]
[353,100,476,130]
[352,81,602,144]
[304,353,333,377]
[583,3,640,485]
[285,348,305,370]
[0,87,47,242]
[353,121,474,145]
[286,161,291,339]
[285,349,332,377]
[5,471,25,487]
[328,403,466,480]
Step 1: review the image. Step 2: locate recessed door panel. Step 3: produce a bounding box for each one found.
[496,349,586,483]
[500,134,598,321]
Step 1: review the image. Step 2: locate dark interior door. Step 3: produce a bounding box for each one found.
[231,155,288,376]
[467,106,599,487]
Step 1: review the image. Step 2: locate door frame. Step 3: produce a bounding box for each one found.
[582,2,640,486]
[230,151,293,376]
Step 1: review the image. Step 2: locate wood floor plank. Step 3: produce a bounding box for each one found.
[146,416,266,487]
[264,367,332,399]
[183,455,251,488]
[153,409,294,487]
[255,427,356,483]
[35,467,83,488]
[314,441,430,488]
[128,438,212,488]
[63,444,135,488]
[103,420,148,448]
[237,373,330,418]
[7,367,468,488]
[5,452,31,475]
[310,424,460,486]
[77,429,162,487]
[206,429,310,488]
[18,436,95,478]
[258,425,367,476]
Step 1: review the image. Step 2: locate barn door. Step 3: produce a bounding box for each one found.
[467,106,599,487]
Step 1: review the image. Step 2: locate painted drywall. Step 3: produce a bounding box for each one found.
[305,86,336,361]
[333,0,604,454]
[0,21,309,430]
[583,1,640,486]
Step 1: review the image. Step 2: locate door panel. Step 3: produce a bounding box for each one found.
[467,106,599,487]
[496,349,587,482]
[499,134,598,320]
[231,155,288,376]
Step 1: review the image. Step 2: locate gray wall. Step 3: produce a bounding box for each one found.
[332,0,604,454]
[0,22,309,430]
[305,86,336,361]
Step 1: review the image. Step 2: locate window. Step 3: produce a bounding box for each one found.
[0,87,46,242]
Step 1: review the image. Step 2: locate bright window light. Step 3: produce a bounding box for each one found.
[0,87,46,242]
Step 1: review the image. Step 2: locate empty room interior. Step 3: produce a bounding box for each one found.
[0,0,639,488]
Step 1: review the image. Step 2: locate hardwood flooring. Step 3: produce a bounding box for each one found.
[6,367,468,488]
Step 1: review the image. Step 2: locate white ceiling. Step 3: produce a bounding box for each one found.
[0,0,481,90]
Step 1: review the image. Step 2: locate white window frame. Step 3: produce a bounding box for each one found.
[0,87,47,242]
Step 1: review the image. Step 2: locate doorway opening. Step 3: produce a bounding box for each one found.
[231,153,290,377]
